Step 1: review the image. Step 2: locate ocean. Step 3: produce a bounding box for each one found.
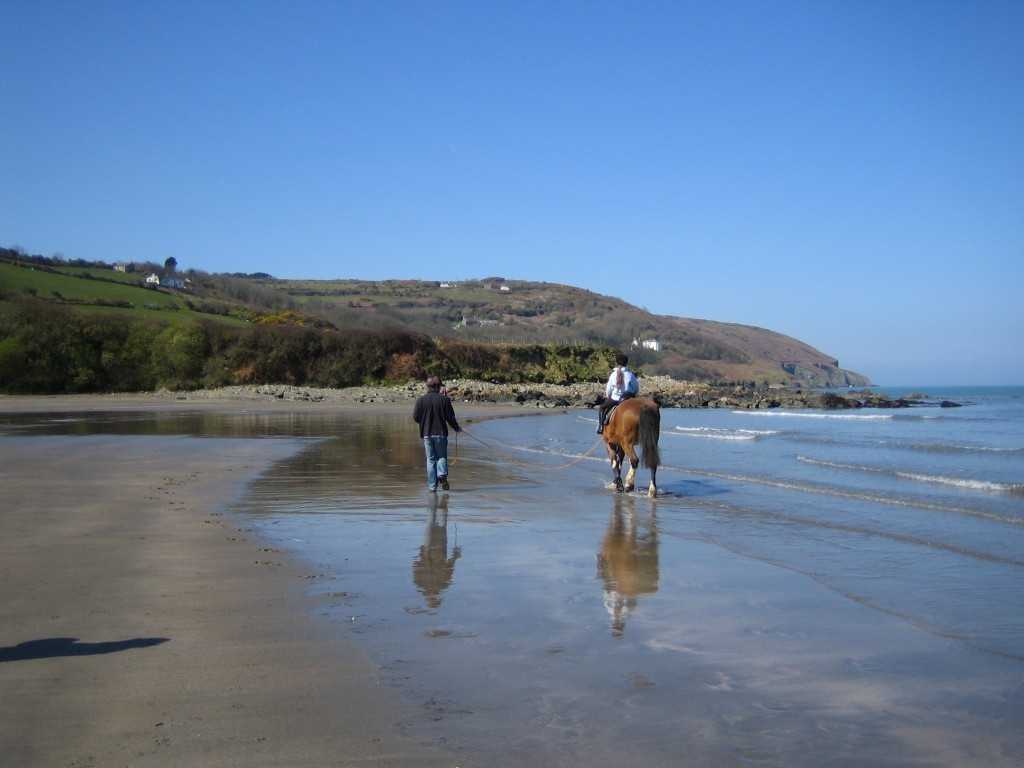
[3,385,1021,765]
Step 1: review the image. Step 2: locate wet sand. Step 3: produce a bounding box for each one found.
[0,394,521,768]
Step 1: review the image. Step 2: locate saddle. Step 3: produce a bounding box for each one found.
[602,403,620,426]
[602,392,635,426]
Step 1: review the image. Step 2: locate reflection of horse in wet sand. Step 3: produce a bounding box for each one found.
[596,497,659,635]
[600,397,661,497]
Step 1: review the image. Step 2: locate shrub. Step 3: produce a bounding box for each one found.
[151,323,209,389]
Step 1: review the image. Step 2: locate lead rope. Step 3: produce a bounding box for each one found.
[455,426,605,471]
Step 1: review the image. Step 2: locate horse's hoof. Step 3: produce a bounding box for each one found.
[624,485,634,494]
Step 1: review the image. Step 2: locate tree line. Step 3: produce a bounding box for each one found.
[0,299,616,395]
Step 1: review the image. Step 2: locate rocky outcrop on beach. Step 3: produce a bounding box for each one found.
[450,380,941,410]
[158,379,957,411]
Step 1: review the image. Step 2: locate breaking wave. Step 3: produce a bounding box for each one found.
[797,455,1024,494]
[671,426,779,441]
[734,410,893,420]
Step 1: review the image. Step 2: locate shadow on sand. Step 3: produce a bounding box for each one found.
[0,637,168,662]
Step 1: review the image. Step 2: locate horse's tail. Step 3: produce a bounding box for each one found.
[639,404,660,470]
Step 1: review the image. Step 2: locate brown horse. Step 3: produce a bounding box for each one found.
[600,397,661,497]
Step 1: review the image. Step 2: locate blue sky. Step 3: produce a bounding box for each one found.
[3,1,1022,385]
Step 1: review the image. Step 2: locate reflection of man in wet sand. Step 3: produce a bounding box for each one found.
[412,493,461,608]
[596,497,659,635]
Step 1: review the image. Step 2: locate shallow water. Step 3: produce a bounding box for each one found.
[3,393,1022,767]
[232,397,1022,767]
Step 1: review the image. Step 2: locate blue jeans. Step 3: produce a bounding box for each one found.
[422,435,449,491]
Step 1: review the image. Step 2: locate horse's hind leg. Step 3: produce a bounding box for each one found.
[608,444,625,492]
[623,446,640,493]
[647,465,658,498]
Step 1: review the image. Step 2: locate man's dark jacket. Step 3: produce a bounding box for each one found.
[413,392,461,438]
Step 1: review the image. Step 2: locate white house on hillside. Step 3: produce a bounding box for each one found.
[632,337,663,351]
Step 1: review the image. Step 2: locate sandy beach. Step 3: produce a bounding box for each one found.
[0,393,504,768]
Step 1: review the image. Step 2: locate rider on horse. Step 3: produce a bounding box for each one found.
[596,352,639,434]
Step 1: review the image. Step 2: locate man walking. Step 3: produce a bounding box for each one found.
[413,375,463,492]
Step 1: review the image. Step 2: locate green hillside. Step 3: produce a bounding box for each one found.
[0,246,872,392]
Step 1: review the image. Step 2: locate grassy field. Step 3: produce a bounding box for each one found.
[50,264,150,285]
[0,261,249,327]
